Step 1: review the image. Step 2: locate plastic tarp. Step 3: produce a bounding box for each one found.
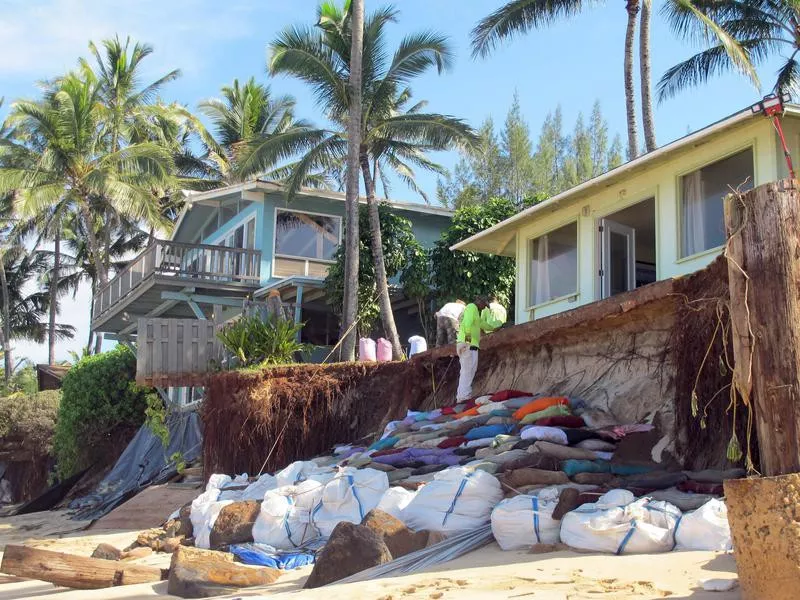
[69,411,203,521]
[229,543,317,570]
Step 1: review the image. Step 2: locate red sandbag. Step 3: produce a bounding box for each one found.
[437,436,467,449]
[489,390,531,402]
[534,415,586,428]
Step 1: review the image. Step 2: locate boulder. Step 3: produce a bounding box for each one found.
[209,501,260,549]
[168,546,280,598]
[303,521,392,589]
[91,543,121,561]
[551,488,581,520]
[361,509,428,559]
[179,503,194,537]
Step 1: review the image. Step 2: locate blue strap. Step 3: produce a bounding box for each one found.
[442,473,473,527]
[283,496,297,547]
[672,514,683,550]
[531,496,541,544]
[346,475,366,521]
[616,519,637,555]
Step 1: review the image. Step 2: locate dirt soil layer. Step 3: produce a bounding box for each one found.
[725,474,800,599]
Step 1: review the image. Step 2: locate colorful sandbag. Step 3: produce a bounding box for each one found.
[519,404,571,425]
[490,390,531,402]
[512,397,569,421]
[534,415,586,428]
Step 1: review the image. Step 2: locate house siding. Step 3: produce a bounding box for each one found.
[514,118,784,324]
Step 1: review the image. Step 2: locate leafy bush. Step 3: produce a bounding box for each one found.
[0,390,60,453]
[430,197,519,306]
[54,345,154,479]
[325,203,429,335]
[217,315,309,368]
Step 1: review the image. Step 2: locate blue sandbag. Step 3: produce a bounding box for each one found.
[489,409,513,418]
[465,423,514,441]
[230,543,316,570]
[610,463,657,476]
[561,459,612,476]
[369,436,399,452]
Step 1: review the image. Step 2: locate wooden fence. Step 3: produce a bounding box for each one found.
[136,318,222,386]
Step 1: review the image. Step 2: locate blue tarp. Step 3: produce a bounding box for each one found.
[230,543,317,570]
[69,411,203,521]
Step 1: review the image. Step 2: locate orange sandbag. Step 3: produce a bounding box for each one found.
[453,406,481,419]
[512,397,569,421]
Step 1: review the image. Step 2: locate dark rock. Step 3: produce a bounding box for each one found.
[168,546,280,598]
[209,501,260,549]
[304,521,392,589]
[361,509,428,559]
[552,488,581,520]
[91,543,121,561]
[179,503,194,537]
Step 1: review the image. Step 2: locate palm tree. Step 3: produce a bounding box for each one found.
[640,0,657,151]
[471,0,659,158]
[0,67,173,281]
[658,0,796,100]
[270,2,477,359]
[191,77,327,187]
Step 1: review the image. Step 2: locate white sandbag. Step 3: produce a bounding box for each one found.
[218,473,250,501]
[275,461,336,487]
[190,487,231,549]
[312,467,389,537]
[205,473,232,492]
[252,480,324,549]
[675,499,732,551]
[403,467,503,535]
[240,473,277,501]
[520,426,568,445]
[376,487,417,520]
[491,487,561,550]
[560,496,682,555]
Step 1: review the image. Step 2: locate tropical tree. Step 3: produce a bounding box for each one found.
[270,2,477,359]
[658,0,798,100]
[191,77,328,187]
[471,0,658,157]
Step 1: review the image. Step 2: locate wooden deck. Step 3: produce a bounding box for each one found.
[92,240,261,334]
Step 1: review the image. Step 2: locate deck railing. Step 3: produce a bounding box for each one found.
[93,239,261,320]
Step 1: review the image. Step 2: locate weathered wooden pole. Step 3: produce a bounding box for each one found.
[724,178,800,475]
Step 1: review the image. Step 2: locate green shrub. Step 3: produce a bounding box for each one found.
[0,390,61,454]
[217,315,309,368]
[54,345,154,479]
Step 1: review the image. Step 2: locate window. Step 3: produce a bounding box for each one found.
[528,222,578,307]
[275,209,341,261]
[680,148,754,258]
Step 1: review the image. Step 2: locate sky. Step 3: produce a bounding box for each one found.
[0,0,785,365]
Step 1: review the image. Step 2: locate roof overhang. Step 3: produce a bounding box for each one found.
[452,104,800,256]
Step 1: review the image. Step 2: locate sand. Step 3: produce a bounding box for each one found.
[0,510,740,600]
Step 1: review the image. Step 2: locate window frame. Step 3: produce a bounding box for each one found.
[525,219,580,311]
[676,144,756,261]
[272,207,343,279]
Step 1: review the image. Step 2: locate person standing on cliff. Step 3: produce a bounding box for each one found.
[481,295,507,333]
[435,299,465,347]
[456,296,489,402]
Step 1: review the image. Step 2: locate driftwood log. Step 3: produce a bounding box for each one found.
[0,545,166,589]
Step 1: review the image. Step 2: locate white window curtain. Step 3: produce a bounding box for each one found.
[682,170,706,257]
[532,234,551,306]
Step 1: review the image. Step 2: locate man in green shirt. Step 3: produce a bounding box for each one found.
[456,296,489,401]
[481,295,507,333]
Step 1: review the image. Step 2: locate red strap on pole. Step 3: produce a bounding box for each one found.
[772,115,797,180]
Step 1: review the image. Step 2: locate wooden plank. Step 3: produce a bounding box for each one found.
[91,484,201,531]
[0,545,166,590]
[724,178,800,475]
[168,319,179,376]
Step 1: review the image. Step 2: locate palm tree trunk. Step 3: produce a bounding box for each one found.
[48,225,61,365]
[625,0,641,160]
[0,254,11,385]
[360,153,404,360]
[639,0,657,152]
[340,0,364,362]
[77,199,108,286]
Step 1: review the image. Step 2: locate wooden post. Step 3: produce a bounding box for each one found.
[724,178,800,475]
[0,545,166,589]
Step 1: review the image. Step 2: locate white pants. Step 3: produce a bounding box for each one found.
[456,342,479,402]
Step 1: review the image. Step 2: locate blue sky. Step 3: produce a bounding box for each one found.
[0,0,784,364]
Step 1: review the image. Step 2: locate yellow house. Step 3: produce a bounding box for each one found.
[452,104,800,324]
